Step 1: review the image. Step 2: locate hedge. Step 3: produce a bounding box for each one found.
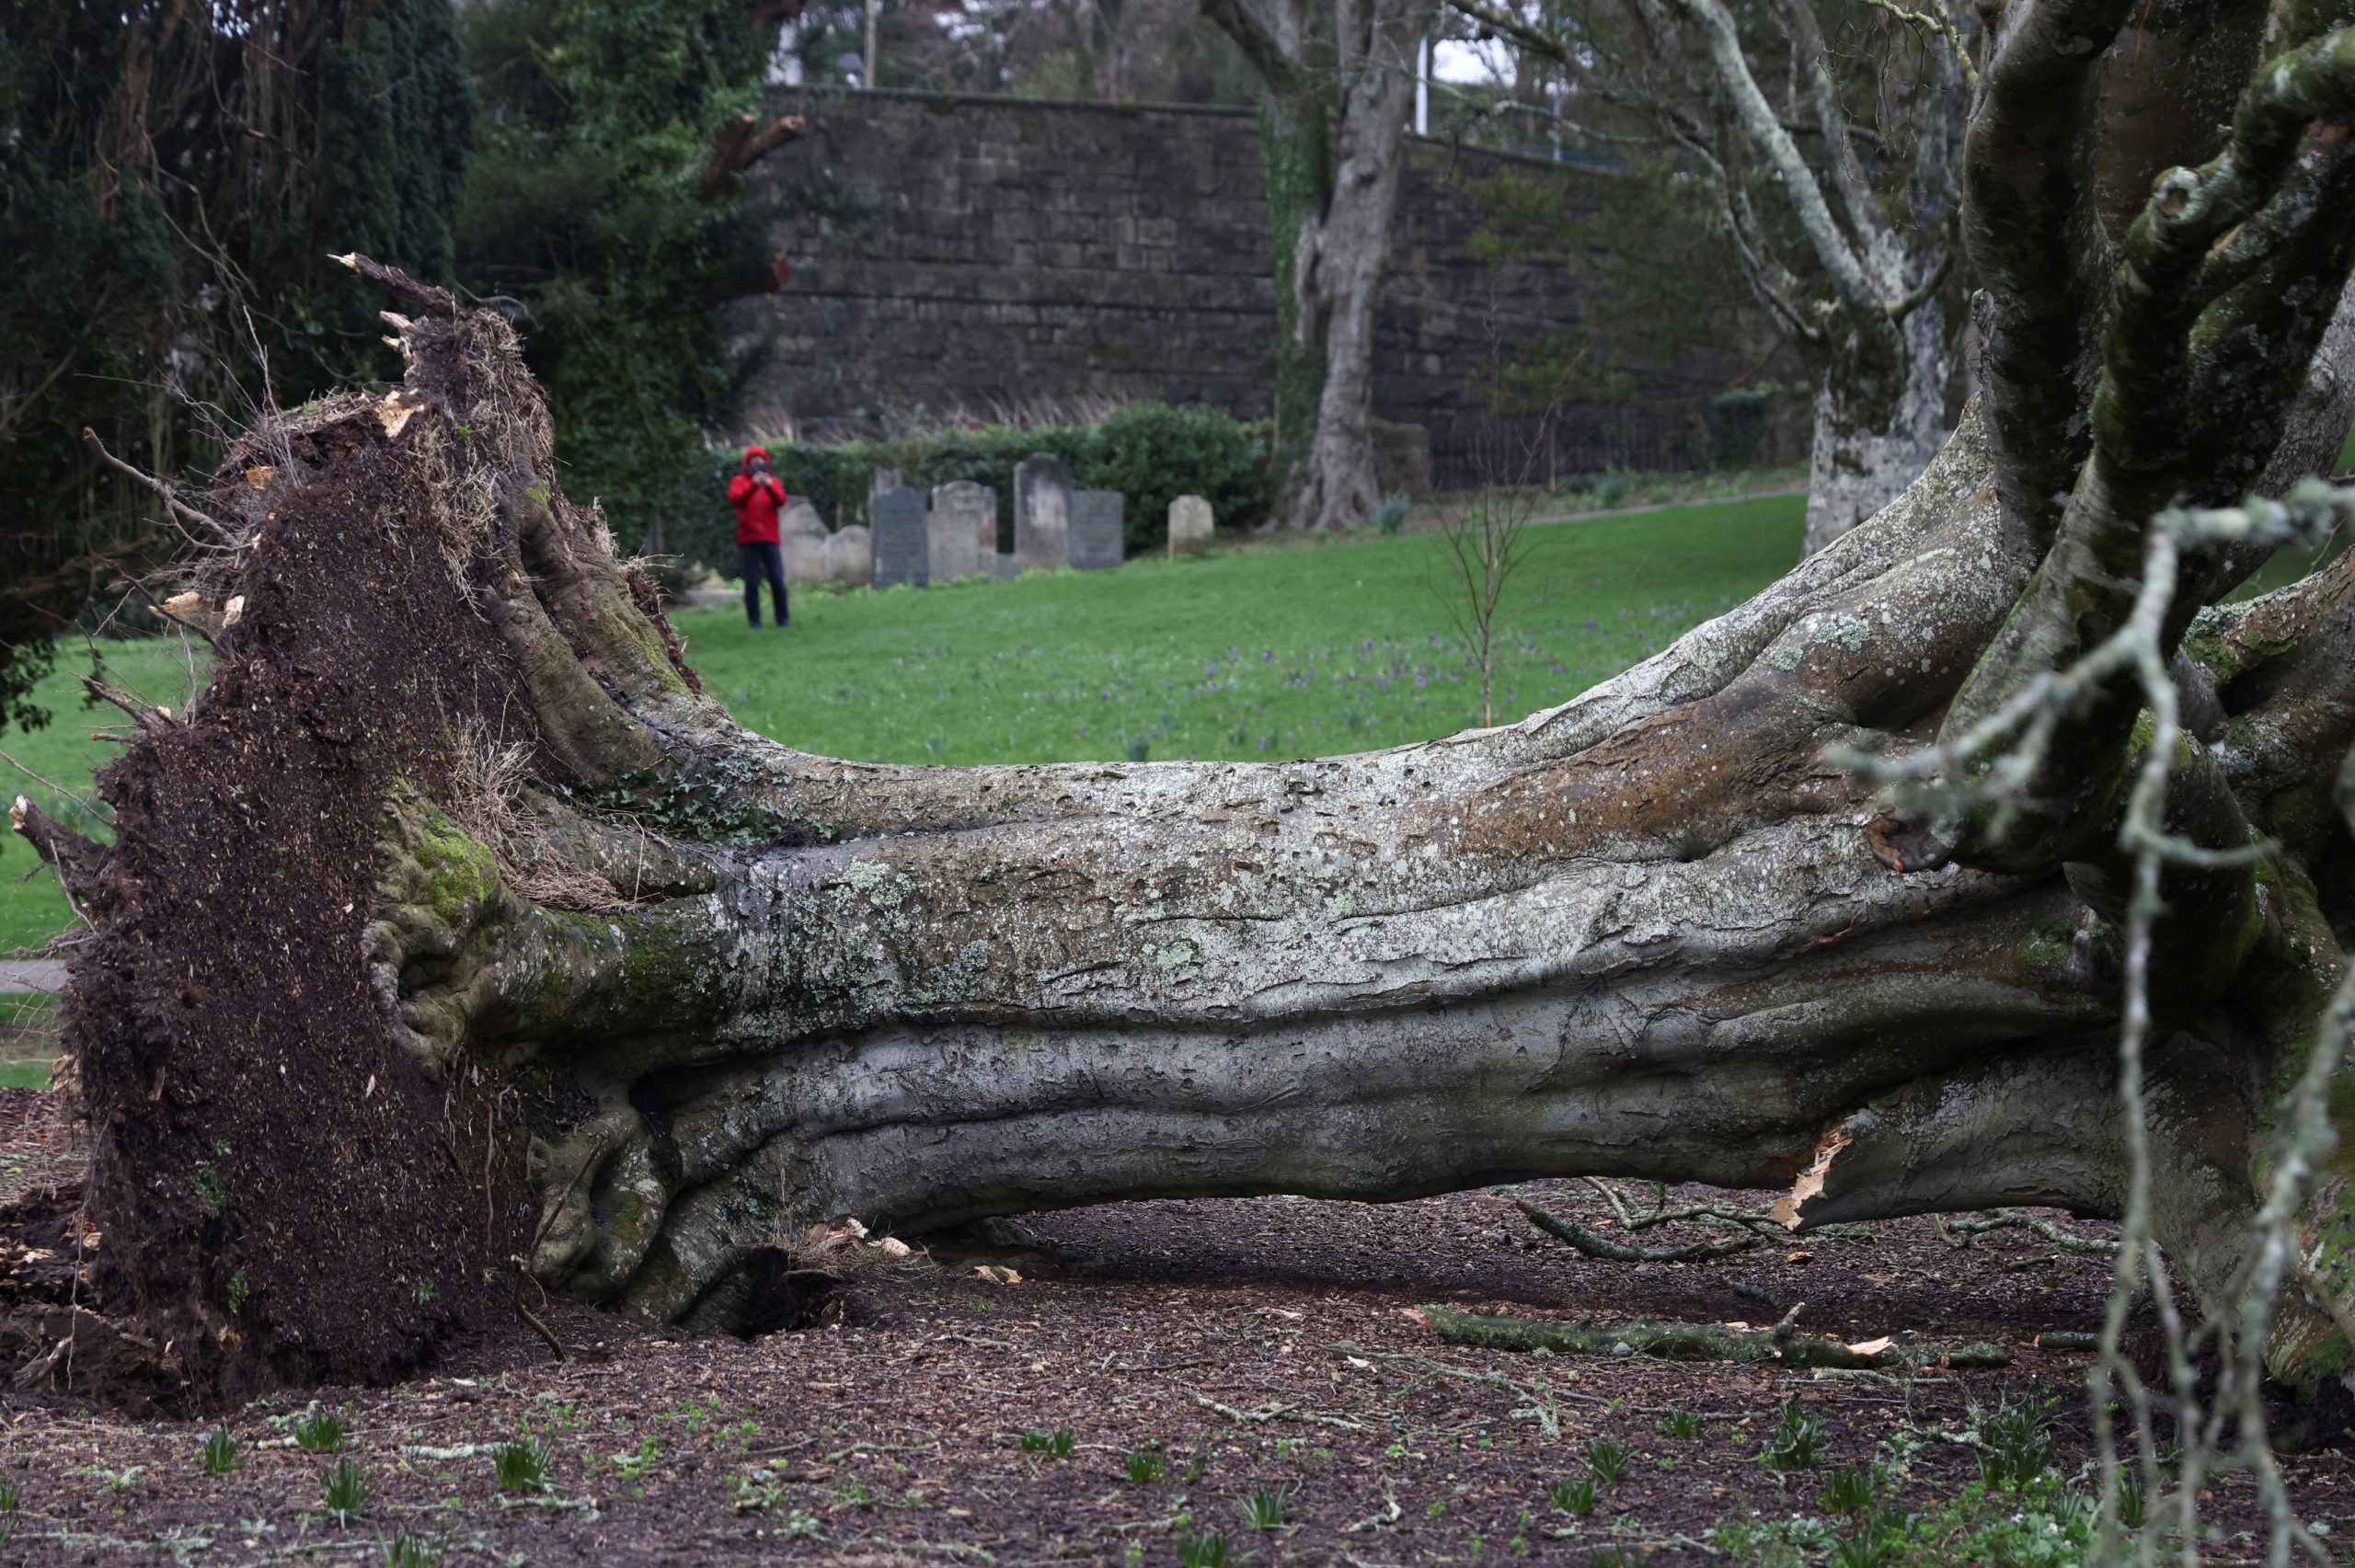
[705,403,1270,570]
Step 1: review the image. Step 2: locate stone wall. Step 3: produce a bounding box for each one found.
[729,86,1759,481]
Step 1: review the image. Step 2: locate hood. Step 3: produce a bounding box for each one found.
[741,444,770,471]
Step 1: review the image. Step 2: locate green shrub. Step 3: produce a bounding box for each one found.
[1177,1528,1231,1567]
[1760,1402,1829,1471]
[1548,1476,1597,1515]
[385,1530,440,1568]
[1085,402,1269,555]
[1972,1397,2055,1492]
[1236,1482,1292,1530]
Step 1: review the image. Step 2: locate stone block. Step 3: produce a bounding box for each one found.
[778,498,827,542]
[1070,489,1125,572]
[928,480,993,581]
[1013,454,1072,571]
[782,532,829,586]
[1167,495,1213,557]
[825,524,873,587]
[872,486,929,588]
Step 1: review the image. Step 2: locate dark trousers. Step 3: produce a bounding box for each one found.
[740,542,788,627]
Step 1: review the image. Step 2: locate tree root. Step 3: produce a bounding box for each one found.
[1416,1305,2009,1369]
[1934,1210,2120,1256]
[1516,1199,1762,1262]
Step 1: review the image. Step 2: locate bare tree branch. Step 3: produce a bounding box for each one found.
[1664,0,1886,325]
[1199,0,1307,92]
[78,427,232,544]
[1782,0,1897,277]
[700,112,807,196]
[1442,0,1569,63]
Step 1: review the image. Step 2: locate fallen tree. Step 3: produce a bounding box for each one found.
[16,8,2355,1426]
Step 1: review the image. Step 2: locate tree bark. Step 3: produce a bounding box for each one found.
[1801,297,1954,554]
[23,14,2355,1405]
[1208,0,1436,531]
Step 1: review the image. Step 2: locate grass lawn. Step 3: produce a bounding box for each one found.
[4,495,1806,959]
[0,992,57,1090]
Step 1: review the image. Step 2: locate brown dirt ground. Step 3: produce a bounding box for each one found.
[2,1087,2352,1566]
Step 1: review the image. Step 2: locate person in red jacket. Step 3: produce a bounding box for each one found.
[728,445,791,629]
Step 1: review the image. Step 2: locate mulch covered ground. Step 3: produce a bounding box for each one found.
[1,1085,2350,1565]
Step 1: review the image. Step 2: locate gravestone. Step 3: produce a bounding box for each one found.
[1167,494,1213,557]
[824,524,873,586]
[778,498,831,585]
[872,486,929,588]
[929,480,994,582]
[1069,489,1125,572]
[1013,454,1072,572]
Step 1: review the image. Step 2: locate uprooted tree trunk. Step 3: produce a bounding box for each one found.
[19,8,2355,1407]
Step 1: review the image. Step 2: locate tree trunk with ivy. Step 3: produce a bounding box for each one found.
[22,7,2355,1410]
[1208,0,1435,532]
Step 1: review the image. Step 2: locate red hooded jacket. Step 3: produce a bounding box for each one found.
[729,446,789,544]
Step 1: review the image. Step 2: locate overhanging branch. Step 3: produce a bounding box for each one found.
[701,112,807,196]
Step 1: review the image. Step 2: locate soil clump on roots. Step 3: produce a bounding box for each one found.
[31,363,555,1400]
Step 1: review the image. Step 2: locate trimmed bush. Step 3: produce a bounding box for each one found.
[1085,403,1269,555]
[706,404,1269,574]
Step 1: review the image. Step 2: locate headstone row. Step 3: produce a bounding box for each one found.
[775,459,1212,589]
[779,499,871,587]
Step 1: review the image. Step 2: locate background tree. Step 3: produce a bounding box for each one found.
[1449,0,1970,553]
[1203,0,1442,532]
[0,0,472,734]
[454,0,806,565]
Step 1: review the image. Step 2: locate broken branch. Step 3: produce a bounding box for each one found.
[1416,1305,2010,1369]
[1935,1211,2120,1256]
[701,112,806,195]
[78,674,175,734]
[79,428,231,544]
